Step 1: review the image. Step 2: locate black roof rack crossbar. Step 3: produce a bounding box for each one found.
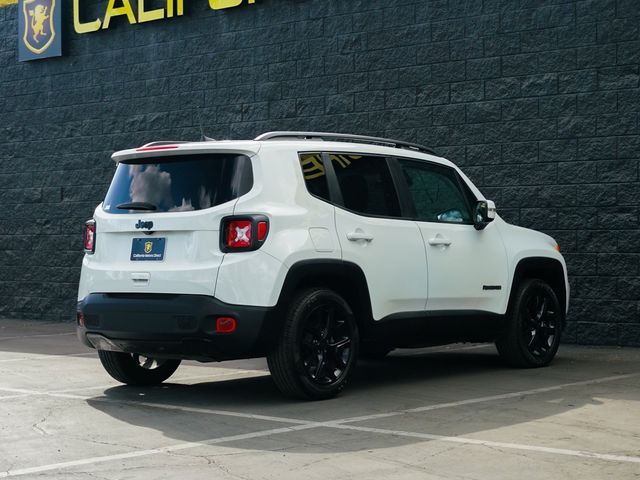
[254,131,437,156]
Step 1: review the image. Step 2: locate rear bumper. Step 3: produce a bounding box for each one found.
[77,293,276,361]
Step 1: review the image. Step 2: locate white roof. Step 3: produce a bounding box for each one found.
[111,134,453,168]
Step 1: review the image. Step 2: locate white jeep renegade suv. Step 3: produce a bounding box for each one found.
[77,132,569,400]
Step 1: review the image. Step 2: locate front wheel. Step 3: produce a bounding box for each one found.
[496,279,562,368]
[267,288,359,400]
[98,351,181,386]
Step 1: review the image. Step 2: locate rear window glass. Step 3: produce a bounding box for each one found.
[103,154,253,214]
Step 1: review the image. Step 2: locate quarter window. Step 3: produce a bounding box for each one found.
[299,153,331,202]
[399,160,472,224]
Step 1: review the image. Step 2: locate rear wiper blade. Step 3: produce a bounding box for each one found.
[116,202,158,211]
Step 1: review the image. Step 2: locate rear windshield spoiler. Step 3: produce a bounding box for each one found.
[112,141,261,163]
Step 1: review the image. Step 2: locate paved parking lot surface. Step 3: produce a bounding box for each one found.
[0,320,638,479]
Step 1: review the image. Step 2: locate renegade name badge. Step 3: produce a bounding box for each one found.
[131,238,166,261]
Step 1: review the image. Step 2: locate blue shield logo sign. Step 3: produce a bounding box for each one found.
[19,0,61,61]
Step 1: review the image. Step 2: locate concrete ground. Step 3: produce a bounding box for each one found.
[0,320,638,479]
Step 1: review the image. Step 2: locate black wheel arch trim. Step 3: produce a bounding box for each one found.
[508,257,568,323]
[275,259,373,329]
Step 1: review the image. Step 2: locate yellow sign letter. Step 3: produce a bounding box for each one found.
[167,0,183,18]
[138,0,164,23]
[102,0,137,29]
[73,0,102,34]
[209,0,254,11]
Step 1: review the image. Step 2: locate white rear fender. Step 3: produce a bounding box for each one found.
[214,250,287,307]
[233,146,341,267]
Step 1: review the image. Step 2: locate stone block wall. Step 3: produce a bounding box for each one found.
[1,0,639,344]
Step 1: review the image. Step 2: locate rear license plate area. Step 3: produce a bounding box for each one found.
[131,238,166,261]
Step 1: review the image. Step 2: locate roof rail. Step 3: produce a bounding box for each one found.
[254,131,437,156]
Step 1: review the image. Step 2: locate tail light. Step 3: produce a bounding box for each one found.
[221,215,269,252]
[84,220,96,254]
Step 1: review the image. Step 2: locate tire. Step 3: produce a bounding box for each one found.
[496,278,563,368]
[267,288,359,400]
[98,350,181,386]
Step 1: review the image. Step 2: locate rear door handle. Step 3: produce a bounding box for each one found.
[428,235,452,247]
[347,231,374,242]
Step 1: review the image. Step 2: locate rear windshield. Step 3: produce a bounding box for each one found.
[103,154,253,214]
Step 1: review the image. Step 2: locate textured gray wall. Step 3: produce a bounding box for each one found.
[0,0,639,345]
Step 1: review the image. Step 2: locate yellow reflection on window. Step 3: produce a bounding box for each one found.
[300,154,325,180]
[300,154,363,180]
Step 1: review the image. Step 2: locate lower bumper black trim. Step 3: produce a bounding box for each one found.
[77,293,275,361]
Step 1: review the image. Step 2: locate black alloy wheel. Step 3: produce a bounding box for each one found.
[133,354,167,370]
[98,350,181,386]
[267,288,359,400]
[496,279,562,368]
[521,288,559,359]
[300,303,353,385]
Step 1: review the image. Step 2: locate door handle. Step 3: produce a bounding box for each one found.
[347,231,374,242]
[428,235,452,247]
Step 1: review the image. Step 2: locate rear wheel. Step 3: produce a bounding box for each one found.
[267,288,359,400]
[98,351,181,386]
[496,279,562,368]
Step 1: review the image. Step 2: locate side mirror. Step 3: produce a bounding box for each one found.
[474,200,496,231]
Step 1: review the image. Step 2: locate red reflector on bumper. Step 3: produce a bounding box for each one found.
[216,317,236,334]
[77,312,85,327]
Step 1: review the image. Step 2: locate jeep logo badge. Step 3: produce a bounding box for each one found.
[135,220,154,230]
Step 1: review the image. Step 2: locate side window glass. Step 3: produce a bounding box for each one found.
[399,160,472,224]
[299,153,331,202]
[331,154,401,217]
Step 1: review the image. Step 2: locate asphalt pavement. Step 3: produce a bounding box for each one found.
[0,319,638,479]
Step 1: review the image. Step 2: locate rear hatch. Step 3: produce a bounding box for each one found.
[79,152,253,298]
